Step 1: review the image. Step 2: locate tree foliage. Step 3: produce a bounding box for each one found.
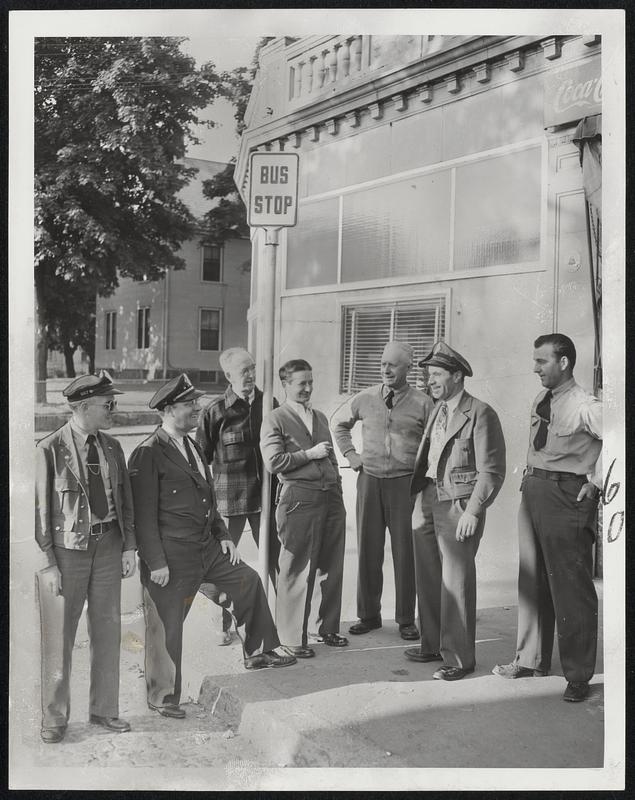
[34,36,224,391]
[201,37,274,243]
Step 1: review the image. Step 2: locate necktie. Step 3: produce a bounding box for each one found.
[183,436,199,472]
[385,390,395,409]
[86,434,108,520]
[533,391,552,451]
[426,402,448,474]
[436,402,448,435]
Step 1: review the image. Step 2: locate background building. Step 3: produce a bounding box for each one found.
[94,157,252,386]
[235,34,602,566]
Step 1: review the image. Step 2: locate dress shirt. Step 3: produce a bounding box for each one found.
[69,420,117,523]
[285,399,314,435]
[381,382,409,407]
[527,378,602,486]
[426,390,464,478]
[161,422,208,479]
[232,387,255,406]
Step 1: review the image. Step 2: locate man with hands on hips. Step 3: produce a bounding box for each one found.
[35,371,136,743]
[128,374,295,721]
[408,342,506,681]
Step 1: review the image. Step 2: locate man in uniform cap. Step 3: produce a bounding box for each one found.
[35,371,137,743]
[128,374,295,720]
[408,342,506,680]
[332,341,433,641]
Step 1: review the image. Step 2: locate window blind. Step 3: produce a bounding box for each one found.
[340,297,446,393]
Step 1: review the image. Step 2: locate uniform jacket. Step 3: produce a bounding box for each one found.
[411,391,506,517]
[35,422,136,571]
[196,387,277,516]
[261,404,341,491]
[128,427,230,571]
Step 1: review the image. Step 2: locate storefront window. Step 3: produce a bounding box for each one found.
[341,171,451,282]
[286,197,339,289]
[453,147,541,269]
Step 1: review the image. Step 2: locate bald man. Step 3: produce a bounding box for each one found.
[332,341,434,639]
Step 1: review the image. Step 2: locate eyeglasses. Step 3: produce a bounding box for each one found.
[89,399,117,411]
[175,400,200,409]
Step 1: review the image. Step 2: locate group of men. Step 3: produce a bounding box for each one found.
[35,333,602,744]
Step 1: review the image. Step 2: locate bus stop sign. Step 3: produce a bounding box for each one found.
[248,152,299,227]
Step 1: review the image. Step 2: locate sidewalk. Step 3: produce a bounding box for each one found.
[20,584,604,784]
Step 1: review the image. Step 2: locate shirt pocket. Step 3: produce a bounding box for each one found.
[221,430,250,463]
[546,423,580,456]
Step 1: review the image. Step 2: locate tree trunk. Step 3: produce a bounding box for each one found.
[63,341,77,378]
[34,274,49,404]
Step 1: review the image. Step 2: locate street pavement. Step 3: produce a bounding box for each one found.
[20,384,606,785]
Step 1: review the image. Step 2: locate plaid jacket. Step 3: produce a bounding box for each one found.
[196,386,278,517]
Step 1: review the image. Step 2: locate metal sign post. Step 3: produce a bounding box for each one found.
[248,152,299,596]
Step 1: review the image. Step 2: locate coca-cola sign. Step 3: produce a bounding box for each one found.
[544,57,601,127]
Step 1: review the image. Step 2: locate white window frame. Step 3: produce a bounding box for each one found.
[283,137,547,297]
[198,307,222,353]
[200,243,223,283]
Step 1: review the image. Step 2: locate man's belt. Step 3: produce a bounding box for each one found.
[90,519,118,536]
[525,466,583,482]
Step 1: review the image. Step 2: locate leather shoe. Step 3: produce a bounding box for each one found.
[281,644,315,658]
[89,715,131,733]
[563,681,590,702]
[321,633,349,647]
[404,648,442,663]
[399,623,420,640]
[244,650,297,670]
[348,617,382,635]
[148,702,186,719]
[216,629,232,646]
[433,665,475,681]
[492,662,548,679]
[41,726,66,744]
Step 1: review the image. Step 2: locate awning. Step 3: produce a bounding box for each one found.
[573,113,602,395]
[573,114,602,216]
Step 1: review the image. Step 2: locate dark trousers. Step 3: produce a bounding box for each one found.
[199,511,280,632]
[412,482,484,670]
[355,472,416,625]
[275,484,346,647]
[142,534,279,708]
[514,474,598,683]
[37,530,123,730]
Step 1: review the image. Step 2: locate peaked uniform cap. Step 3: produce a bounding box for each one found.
[63,370,123,402]
[418,341,473,377]
[149,373,205,410]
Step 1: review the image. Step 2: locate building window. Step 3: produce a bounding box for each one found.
[286,197,339,289]
[285,144,542,290]
[137,307,150,349]
[340,297,446,394]
[200,308,221,351]
[202,244,222,282]
[105,311,117,350]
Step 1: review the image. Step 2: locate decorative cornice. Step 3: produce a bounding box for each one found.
[235,35,582,196]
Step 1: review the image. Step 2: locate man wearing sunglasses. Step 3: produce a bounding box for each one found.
[35,371,137,744]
